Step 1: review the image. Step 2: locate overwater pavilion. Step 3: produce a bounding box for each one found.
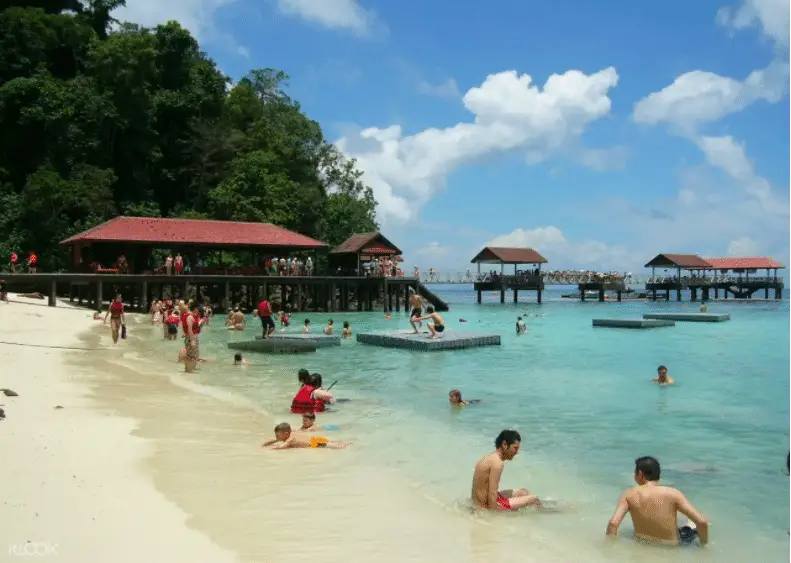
[471,246,548,303]
[644,253,712,301]
[329,232,403,276]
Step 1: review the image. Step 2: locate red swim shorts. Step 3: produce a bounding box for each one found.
[496,493,512,510]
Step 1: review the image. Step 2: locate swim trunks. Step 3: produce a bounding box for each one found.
[678,525,699,546]
[410,308,422,319]
[309,436,329,448]
[434,323,445,333]
[260,315,275,334]
[168,324,178,334]
[496,493,512,510]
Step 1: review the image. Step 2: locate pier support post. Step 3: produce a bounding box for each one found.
[357,283,362,311]
[581,289,586,302]
[765,286,769,299]
[141,281,148,311]
[395,285,401,312]
[224,282,230,311]
[513,289,518,303]
[500,288,505,304]
[651,289,656,301]
[48,280,57,307]
[665,289,670,301]
[537,288,542,304]
[714,287,719,299]
[477,290,482,304]
[330,283,336,312]
[676,288,681,301]
[616,290,622,302]
[775,287,781,299]
[383,279,389,312]
[95,281,103,310]
[598,287,605,302]
[690,287,697,301]
[366,285,373,311]
[702,288,709,301]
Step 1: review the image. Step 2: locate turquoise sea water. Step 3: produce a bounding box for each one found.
[139,286,789,561]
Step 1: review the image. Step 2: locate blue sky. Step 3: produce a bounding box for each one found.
[116,0,790,273]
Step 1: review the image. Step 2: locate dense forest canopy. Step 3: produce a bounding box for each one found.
[0,0,378,270]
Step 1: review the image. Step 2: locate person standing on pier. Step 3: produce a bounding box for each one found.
[9,252,17,273]
[27,251,37,273]
[165,254,173,275]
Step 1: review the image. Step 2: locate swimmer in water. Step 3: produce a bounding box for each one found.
[342,321,352,339]
[516,316,527,335]
[302,318,311,334]
[233,353,251,365]
[471,429,542,511]
[606,456,708,547]
[652,365,675,385]
[324,319,334,335]
[449,389,480,407]
[262,423,349,449]
[294,412,322,432]
[699,302,707,313]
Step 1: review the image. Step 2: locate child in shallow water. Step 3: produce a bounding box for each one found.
[261,423,349,450]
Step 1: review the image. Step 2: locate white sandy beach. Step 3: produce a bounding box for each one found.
[0,295,240,563]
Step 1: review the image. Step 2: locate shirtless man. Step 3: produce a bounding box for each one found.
[229,308,246,331]
[293,412,322,432]
[652,365,675,385]
[323,319,334,335]
[471,429,542,511]
[516,316,527,335]
[407,288,424,333]
[606,456,708,546]
[262,423,348,449]
[416,306,445,339]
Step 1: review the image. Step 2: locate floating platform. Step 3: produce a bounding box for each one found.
[592,318,676,329]
[356,330,500,351]
[255,333,341,348]
[643,313,730,323]
[228,339,316,354]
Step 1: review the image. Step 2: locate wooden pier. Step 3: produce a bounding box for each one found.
[0,273,424,314]
[471,246,547,304]
[644,254,784,302]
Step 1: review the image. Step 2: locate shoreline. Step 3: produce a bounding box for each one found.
[0,296,240,563]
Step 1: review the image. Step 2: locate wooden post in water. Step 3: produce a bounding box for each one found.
[616,290,622,302]
[513,289,518,303]
[95,281,103,310]
[141,281,148,311]
[49,280,57,307]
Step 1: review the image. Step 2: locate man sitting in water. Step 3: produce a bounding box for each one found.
[471,429,542,511]
[262,422,348,449]
[323,319,334,335]
[606,456,708,547]
[342,321,352,339]
[449,389,480,407]
[652,365,675,385]
[416,306,445,339]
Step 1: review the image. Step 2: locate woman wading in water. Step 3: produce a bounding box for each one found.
[104,293,126,344]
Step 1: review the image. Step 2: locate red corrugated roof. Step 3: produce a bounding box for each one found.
[644,254,712,269]
[60,217,327,248]
[471,247,548,264]
[330,232,402,255]
[704,257,785,270]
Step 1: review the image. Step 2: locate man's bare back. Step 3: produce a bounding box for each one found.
[607,458,708,547]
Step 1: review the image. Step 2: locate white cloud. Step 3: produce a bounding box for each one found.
[417,78,460,99]
[694,135,783,210]
[632,61,788,131]
[486,226,642,271]
[337,67,620,224]
[112,0,247,58]
[716,0,790,47]
[276,0,383,36]
[415,241,451,258]
[727,236,762,255]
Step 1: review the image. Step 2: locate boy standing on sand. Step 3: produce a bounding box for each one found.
[471,429,542,511]
[606,456,708,547]
[262,423,348,449]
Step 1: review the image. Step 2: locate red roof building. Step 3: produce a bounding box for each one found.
[644,254,712,269]
[471,247,548,264]
[330,232,402,256]
[61,217,327,250]
[703,257,785,271]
